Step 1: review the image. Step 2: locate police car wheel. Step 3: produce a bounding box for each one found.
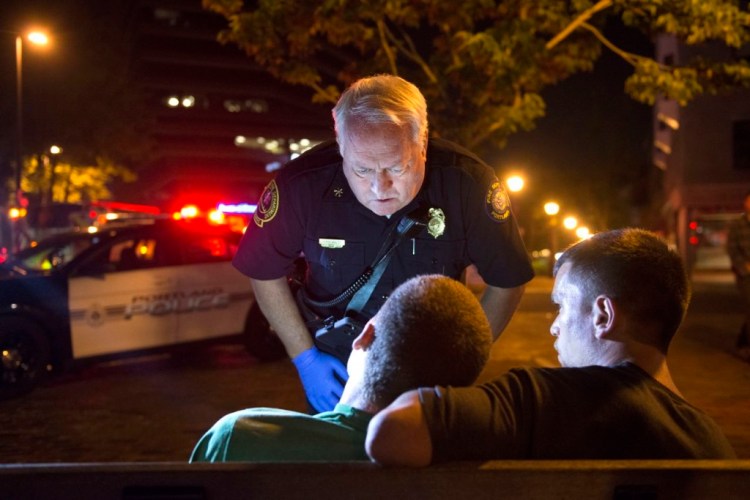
[0,317,51,400]
[243,302,287,362]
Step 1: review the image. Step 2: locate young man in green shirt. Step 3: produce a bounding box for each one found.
[190,274,492,462]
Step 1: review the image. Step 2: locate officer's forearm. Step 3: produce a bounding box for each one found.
[250,277,314,358]
[480,284,525,341]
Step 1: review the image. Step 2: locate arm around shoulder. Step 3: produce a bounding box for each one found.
[365,390,433,467]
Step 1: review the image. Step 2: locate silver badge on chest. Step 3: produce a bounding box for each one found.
[427,208,446,239]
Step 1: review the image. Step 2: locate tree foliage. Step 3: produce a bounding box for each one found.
[203,0,750,151]
[22,154,136,206]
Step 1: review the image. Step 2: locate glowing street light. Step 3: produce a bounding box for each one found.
[576,226,591,239]
[505,175,525,193]
[543,201,560,216]
[27,31,48,45]
[562,216,578,230]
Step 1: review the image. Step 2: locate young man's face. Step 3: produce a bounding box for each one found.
[341,124,426,217]
[549,262,599,367]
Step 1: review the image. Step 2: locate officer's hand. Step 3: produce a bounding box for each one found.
[292,347,348,413]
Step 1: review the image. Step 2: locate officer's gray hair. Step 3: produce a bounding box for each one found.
[333,74,428,155]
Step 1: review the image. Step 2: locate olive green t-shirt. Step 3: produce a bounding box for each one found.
[190,404,372,462]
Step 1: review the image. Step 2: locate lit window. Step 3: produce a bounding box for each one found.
[245,99,268,113]
[224,100,242,113]
[154,8,180,26]
[657,112,680,130]
[654,141,672,155]
[222,98,268,113]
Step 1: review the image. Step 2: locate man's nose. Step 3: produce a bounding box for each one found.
[549,324,559,337]
[372,171,393,194]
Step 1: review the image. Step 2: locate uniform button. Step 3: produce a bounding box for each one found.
[329,260,336,266]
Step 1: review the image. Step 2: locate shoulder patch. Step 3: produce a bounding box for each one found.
[485,181,511,222]
[253,180,280,228]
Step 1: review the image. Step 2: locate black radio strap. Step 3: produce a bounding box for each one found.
[344,215,423,315]
[301,208,427,313]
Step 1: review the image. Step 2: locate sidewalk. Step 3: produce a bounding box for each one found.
[672,270,750,457]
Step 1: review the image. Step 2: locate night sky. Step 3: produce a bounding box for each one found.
[496,20,655,239]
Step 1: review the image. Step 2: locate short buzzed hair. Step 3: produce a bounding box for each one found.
[554,228,690,353]
[362,275,491,408]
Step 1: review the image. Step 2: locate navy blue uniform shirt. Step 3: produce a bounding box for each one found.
[233,138,534,318]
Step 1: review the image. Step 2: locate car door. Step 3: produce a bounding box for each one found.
[173,230,254,343]
[67,232,181,359]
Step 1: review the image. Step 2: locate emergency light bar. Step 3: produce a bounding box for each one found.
[217,203,256,214]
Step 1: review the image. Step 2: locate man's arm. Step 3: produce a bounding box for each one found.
[480,284,525,341]
[366,390,432,466]
[250,277,313,358]
[251,277,347,412]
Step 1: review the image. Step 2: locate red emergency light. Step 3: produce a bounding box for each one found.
[91,200,161,215]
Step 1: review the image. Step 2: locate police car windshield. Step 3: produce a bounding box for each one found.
[13,234,97,271]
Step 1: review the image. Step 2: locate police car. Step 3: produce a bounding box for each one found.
[0,218,270,400]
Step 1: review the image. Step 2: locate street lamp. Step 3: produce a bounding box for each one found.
[543,201,560,276]
[14,30,49,200]
[505,174,525,193]
[576,226,591,239]
[1,28,50,251]
[562,215,578,230]
[543,201,560,216]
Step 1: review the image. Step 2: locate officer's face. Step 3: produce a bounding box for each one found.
[341,124,426,216]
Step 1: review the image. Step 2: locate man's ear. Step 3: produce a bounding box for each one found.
[352,320,376,351]
[593,295,616,339]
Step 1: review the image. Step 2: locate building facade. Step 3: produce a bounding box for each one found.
[653,34,750,271]
[122,0,332,211]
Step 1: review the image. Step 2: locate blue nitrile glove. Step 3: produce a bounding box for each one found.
[292,347,349,413]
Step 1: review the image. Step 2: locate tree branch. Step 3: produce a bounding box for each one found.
[377,19,399,75]
[379,21,438,84]
[310,82,339,105]
[546,0,613,50]
[581,22,670,70]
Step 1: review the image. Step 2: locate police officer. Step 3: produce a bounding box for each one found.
[234,75,534,412]
[727,190,750,362]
